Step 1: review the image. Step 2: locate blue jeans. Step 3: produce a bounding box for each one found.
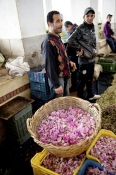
[48,77,69,99]
[106,37,116,53]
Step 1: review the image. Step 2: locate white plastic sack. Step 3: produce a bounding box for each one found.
[5,57,30,76]
[94,64,103,80]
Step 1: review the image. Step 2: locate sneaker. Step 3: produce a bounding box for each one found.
[89,94,101,100]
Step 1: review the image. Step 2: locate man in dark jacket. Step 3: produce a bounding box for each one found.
[41,11,76,99]
[103,14,116,53]
[64,21,78,92]
[67,7,101,101]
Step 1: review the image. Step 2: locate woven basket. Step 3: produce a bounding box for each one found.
[27,96,101,158]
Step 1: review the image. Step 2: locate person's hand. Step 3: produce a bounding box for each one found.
[55,86,63,94]
[113,36,116,40]
[69,61,77,72]
[77,48,83,57]
[111,35,116,40]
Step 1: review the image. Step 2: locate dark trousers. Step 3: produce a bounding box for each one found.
[106,38,116,53]
[77,62,95,99]
[71,71,77,88]
[70,56,78,89]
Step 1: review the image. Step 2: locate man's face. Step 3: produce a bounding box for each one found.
[65,25,73,33]
[107,16,112,22]
[83,12,95,24]
[48,14,63,34]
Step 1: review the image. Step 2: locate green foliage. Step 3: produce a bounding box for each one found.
[46,29,49,33]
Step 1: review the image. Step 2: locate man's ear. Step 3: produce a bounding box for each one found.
[48,22,52,27]
[48,22,50,27]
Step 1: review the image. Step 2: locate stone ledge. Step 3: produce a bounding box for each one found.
[0,73,29,97]
[0,73,30,105]
[0,84,30,105]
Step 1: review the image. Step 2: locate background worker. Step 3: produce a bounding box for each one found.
[64,21,78,92]
[103,14,116,53]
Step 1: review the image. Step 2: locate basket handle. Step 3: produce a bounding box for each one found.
[27,118,37,138]
[92,103,101,114]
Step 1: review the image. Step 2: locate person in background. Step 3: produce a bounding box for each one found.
[64,21,78,92]
[64,21,78,35]
[103,14,116,53]
[67,7,101,101]
[41,11,76,99]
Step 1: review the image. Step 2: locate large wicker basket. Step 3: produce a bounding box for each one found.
[27,96,101,158]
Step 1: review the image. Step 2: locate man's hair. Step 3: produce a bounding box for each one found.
[107,14,112,18]
[47,11,60,23]
[64,21,73,28]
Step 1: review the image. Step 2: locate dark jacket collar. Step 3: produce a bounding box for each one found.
[83,21,94,29]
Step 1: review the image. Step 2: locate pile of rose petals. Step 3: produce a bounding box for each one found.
[90,136,116,174]
[37,106,96,146]
[42,152,85,175]
[85,167,110,175]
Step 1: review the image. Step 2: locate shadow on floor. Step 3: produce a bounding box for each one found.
[0,137,43,175]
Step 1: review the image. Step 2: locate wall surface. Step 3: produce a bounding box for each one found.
[52,0,73,22]
[0,0,46,67]
[16,0,46,38]
[102,0,115,24]
[102,0,116,33]
[43,0,52,29]
[71,0,90,25]
[0,0,21,39]
[0,0,24,57]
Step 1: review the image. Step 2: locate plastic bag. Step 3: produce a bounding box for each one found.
[5,56,30,76]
